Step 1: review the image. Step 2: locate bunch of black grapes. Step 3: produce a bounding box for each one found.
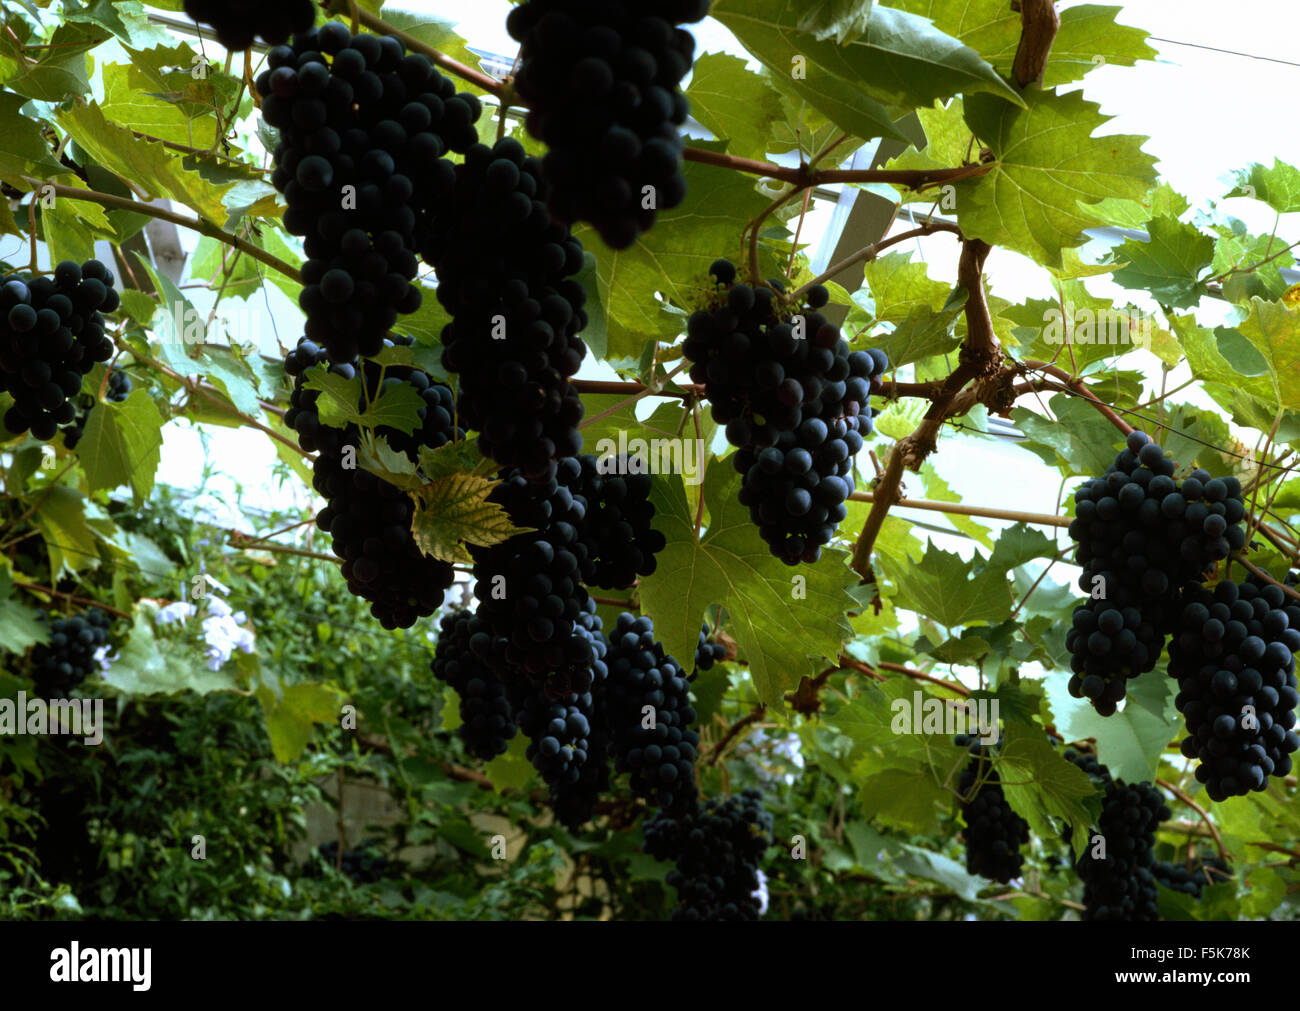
[506,0,710,248]
[1153,857,1231,899]
[183,0,314,50]
[954,734,1030,884]
[468,458,600,684]
[284,335,461,628]
[1064,750,1169,921]
[63,369,132,450]
[425,138,588,483]
[694,622,726,671]
[0,260,120,440]
[572,454,665,588]
[313,840,392,885]
[684,258,887,564]
[1168,579,1300,800]
[29,608,114,699]
[258,23,481,361]
[603,612,699,812]
[643,787,773,921]
[1065,430,1246,714]
[430,609,518,761]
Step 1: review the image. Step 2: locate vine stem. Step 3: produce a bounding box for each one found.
[25,181,300,282]
[226,531,338,564]
[0,459,77,551]
[1232,553,1300,604]
[791,221,962,300]
[681,146,993,191]
[1156,778,1227,862]
[123,342,312,459]
[706,703,767,766]
[1020,361,1133,435]
[11,581,132,619]
[846,490,1069,528]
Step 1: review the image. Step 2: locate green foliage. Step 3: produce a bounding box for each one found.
[0,0,1298,923]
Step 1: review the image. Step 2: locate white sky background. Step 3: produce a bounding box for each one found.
[134,1,1300,552]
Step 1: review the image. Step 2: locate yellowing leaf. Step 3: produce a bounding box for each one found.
[412,474,525,564]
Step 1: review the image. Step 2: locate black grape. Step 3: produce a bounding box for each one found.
[572,454,666,587]
[1153,856,1231,898]
[183,0,314,50]
[0,261,120,441]
[684,259,887,564]
[693,622,726,672]
[1065,430,1247,714]
[468,458,601,685]
[29,608,114,699]
[603,612,699,812]
[312,839,392,884]
[425,138,589,482]
[284,335,461,628]
[63,369,132,450]
[1168,579,1300,800]
[258,26,480,362]
[1064,750,1169,921]
[507,0,710,248]
[643,787,773,921]
[954,733,1030,883]
[430,609,518,761]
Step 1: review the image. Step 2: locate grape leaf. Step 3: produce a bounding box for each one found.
[105,604,238,695]
[0,570,49,652]
[714,0,1023,116]
[411,474,523,564]
[686,53,784,162]
[880,542,1012,627]
[1044,670,1178,784]
[1225,159,1300,215]
[1110,215,1214,309]
[259,681,342,763]
[956,89,1158,267]
[0,90,64,180]
[77,388,164,505]
[637,466,856,708]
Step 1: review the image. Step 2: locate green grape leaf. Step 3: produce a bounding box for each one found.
[1110,215,1214,308]
[362,380,425,436]
[1045,670,1178,784]
[956,89,1158,267]
[77,387,164,505]
[0,90,64,179]
[881,542,1012,627]
[302,371,363,429]
[1232,298,1300,409]
[686,52,784,162]
[988,522,1060,572]
[0,571,49,652]
[105,604,239,695]
[1225,159,1300,215]
[707,1,912,142]
[997,719,1100,855]
[32,485,99,578]
[57,101,235,223]
[1035,5,1156,87]
[637,466,856,708]
[260,681,343,763]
